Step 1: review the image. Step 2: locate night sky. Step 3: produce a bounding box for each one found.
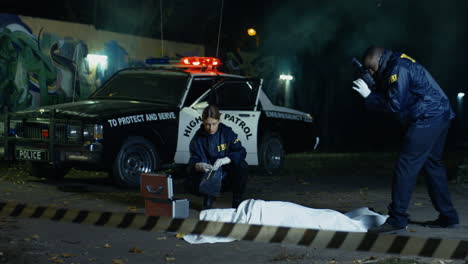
[2,0,467,151]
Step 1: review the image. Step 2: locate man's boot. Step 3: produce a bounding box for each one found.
[232,193,243,208]
[203,195,215,210]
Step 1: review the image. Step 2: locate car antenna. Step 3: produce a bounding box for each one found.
[215,0,224,58]
[160,0,164,57]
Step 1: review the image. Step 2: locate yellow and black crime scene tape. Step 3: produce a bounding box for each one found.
[1,201,467,260]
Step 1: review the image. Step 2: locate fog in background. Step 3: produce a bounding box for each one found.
[3,0,466,151]
[257,0,467,151]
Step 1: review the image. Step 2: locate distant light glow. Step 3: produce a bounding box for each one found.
[458,92,465,99]
[86,54,108,70]
[279,74,294,81]
[247,28,257,36]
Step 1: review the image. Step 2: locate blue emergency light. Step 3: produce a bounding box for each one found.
[8,128,16,136]
[145,57,170,65]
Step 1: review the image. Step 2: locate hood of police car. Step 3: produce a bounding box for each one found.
[14,99,178,120]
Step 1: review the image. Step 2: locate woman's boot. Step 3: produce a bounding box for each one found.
[203,195,215,210]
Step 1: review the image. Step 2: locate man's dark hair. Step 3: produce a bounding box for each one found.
[202,105,221,120]
[362,46,384,63]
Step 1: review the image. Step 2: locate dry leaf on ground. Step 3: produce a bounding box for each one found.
[128,247,144,253]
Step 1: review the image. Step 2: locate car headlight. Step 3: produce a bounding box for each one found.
[83,124,104,140]
[68,124,103,140]
[67,125,82,139]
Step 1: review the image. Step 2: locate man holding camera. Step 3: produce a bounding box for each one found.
[352,46,459,233]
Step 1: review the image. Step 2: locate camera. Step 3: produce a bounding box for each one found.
[351,57,376,90]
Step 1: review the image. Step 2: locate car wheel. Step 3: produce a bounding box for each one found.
[112,136,159,188]
[29,162,70,181]
[258,133,284,175]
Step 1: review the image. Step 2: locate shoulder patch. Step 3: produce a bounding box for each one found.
[400,54,416,63]
[389,74,398,84]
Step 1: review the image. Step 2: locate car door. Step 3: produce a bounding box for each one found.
[175,78,262,165]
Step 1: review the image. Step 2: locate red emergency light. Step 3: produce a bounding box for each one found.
[42,129,49,138]
[180,57,221,67]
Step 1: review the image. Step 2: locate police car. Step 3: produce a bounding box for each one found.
[0,57,318,187]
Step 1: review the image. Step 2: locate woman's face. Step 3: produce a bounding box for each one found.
[203,117,220,135]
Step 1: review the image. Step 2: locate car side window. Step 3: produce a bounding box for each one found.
[183,78,216,107]
[212,82,256,110]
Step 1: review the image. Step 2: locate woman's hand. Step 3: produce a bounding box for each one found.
[195,162,213,172]
[213,157,231,170]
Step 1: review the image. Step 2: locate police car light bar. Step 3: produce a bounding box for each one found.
[180,57,221,67]
[146,57,171,65]
[145,56,222,71]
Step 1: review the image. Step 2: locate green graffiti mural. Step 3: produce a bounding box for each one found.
[0,14,95,112]
[0,14,203,113]
[0,27,56,112]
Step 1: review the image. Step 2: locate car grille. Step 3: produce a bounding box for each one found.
[10,121,68,141]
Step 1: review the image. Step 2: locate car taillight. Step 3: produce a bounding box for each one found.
[42,129,49,138]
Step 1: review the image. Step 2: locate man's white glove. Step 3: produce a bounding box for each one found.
[195,162,213,173]
[352,78,371,98]
[213,157,231,170]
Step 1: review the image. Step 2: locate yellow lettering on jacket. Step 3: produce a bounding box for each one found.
[389,74,398,84]
[400,54,416,63]
[217,143,227,152]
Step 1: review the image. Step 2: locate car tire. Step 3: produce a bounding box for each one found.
[112,136,159,188]
[29,162,70,181]
[258,132,284,175]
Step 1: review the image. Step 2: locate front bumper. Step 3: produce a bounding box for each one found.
[0,137,103,165]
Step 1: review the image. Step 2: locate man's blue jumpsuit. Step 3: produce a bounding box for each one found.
[365,50,459,228]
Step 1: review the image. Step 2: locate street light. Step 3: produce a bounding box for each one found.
[247,28,259,48]
[279,74,294,81]
[86,54,108,70]
[247,28,256,36]
[457,92,465,133]
[278,74,294,107]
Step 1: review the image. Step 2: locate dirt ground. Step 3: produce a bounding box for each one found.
[0,152,467,264]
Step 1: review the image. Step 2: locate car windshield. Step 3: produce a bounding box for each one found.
[91,70,189,106]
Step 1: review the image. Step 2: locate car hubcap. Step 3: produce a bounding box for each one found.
[265,138,283,172]
[121,144,155,184]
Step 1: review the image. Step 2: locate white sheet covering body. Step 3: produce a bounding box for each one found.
[184,199,388,244]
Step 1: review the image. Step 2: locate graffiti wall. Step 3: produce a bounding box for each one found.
[0,14,204,112]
